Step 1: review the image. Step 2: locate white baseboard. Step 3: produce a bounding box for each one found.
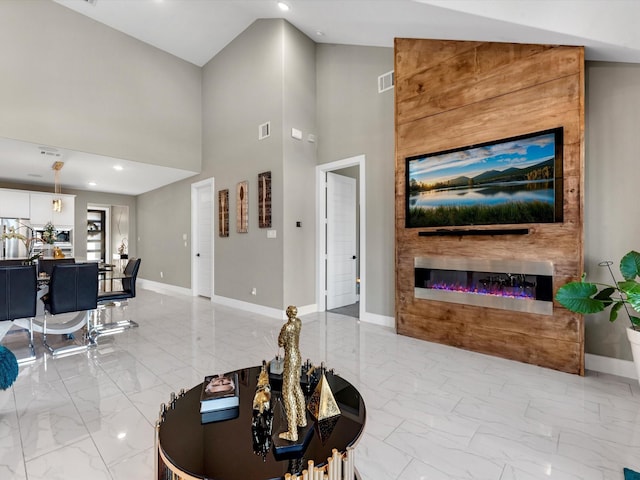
[585,353,638,380]
[138,278,192,297]
[212,296,316,320]
[297,304,318,317]
[360,311,395,329]
[212,295,283,318]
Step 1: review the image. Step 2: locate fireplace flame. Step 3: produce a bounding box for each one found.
[429,282,535,300]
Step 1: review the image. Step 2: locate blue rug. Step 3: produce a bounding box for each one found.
[625,468,640,480]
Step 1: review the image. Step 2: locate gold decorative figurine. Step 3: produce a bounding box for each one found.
[278,305,307,441]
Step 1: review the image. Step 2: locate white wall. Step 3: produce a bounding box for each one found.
[585,61,640,360]
[0,0,201,172]
[316,44,395,317]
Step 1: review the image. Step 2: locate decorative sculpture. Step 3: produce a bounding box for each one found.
[277,305,307,441]
[252,361,272,414]
[252,361,273,460]
[307,373,341,421]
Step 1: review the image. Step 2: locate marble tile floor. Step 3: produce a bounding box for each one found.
[1,288,640,480]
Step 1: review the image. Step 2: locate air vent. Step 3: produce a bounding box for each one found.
[258,121,270,140]
[378,70,394,93]
[39,146,62,158]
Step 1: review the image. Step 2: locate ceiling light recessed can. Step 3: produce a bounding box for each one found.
[113,165,124,171]
[316,31,325,36]
[277,1,290,11]
[88,182,97,187]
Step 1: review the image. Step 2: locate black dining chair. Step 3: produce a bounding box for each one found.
[0,259,26,267]
[40,262,98,357]
[95,258,141,336]
[0,265,37,364]
[37,258,75,277]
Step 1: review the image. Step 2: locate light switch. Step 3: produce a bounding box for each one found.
[291,128,302,140]
[267,229,277,239]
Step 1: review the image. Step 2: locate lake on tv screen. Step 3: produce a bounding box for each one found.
[410,181,554,208]
[408,180,556,226]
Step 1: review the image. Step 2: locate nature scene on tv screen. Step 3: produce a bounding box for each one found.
[407,130,560,228]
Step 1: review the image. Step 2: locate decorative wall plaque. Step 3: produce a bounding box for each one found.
[258,171,272,228]
[218,189,229,237]
[237,181,248,233]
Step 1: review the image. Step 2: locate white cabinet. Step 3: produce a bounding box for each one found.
[30,192,75,228]
[0,189,30,218]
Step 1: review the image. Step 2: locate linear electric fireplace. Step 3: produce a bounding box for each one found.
[414,257,554,315]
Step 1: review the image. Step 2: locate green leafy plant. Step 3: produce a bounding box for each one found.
[555,250,640,330]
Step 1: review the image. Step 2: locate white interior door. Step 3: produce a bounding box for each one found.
[326,172,357,310]
[195,183,213,298]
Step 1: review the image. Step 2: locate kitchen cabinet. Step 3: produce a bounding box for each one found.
[30,192,75,228]
[0,189,30,219]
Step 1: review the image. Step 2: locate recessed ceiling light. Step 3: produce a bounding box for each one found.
[277,2,290,11]
[113,165,123,171]
[316,31,325,37]
[88,181,97,187]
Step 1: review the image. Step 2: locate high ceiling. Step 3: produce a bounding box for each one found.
[6,0,639,196]
[54,0,640,67]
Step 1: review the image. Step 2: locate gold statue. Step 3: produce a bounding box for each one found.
[252,361,271,414]
[277,305,307,441]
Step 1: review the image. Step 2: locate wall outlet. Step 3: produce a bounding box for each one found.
[251,287,257,296]
[160,271,164,279]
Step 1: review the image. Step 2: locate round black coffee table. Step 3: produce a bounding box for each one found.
[155,365,366,479]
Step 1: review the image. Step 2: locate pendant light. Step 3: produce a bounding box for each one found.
[52,161,64,212]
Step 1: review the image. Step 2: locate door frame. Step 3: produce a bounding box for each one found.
[87,204,111,263]
[191,178,215,299]
[316,155,366,319]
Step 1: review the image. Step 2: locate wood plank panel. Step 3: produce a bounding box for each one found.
[397,45,577,125]
[394,39,585,375]
[397,76,580,153]
[394,38,482,79]
[397,312,582,374]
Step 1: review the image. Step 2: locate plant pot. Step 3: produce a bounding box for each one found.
[626,327,640,386]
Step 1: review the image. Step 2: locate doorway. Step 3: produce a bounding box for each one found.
[87,207,109,263]
[316,155,366,319]
[191,178,215,299]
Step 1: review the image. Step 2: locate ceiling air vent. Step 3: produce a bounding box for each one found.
[378,70,394,93]
[258,121,270,140]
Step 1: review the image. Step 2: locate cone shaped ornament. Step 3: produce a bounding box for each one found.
[307,373,341,421]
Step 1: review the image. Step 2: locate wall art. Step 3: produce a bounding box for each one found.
[237,181,248,233]
[218,189,229,237]
[258,171,272,228]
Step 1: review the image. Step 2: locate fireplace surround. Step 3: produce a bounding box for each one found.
[414,257,554,315]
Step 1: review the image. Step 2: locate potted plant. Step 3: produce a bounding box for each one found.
[40,221,57,257]
[555,250,640,383]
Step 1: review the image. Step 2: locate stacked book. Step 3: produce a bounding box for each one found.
[200,372,240,424]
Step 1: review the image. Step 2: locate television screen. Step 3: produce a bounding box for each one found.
[406,128,563,228]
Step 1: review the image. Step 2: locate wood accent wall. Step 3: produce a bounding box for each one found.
[394,39,585,374]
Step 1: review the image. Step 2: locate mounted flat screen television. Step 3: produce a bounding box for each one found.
[406,128,563,228]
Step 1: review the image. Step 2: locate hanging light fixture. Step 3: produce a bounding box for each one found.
[52,161,64,212]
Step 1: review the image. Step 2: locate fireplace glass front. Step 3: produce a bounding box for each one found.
[414,257,554,315]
